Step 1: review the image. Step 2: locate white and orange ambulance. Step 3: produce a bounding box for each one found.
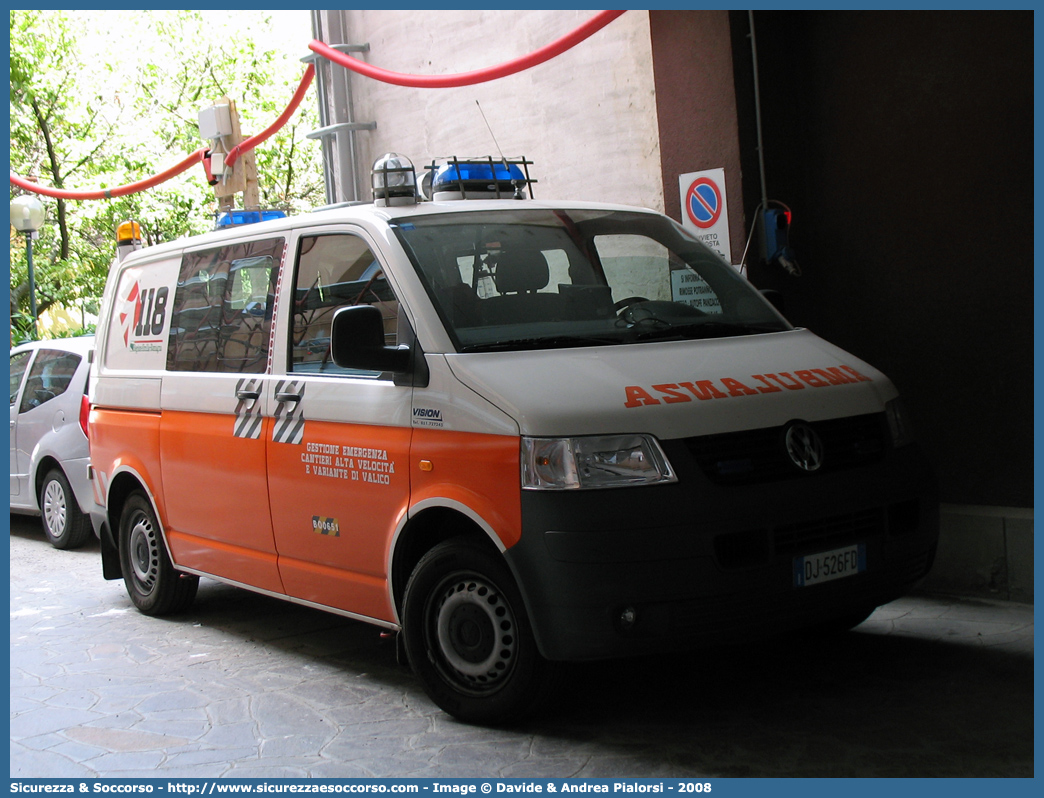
[89,155,938,723]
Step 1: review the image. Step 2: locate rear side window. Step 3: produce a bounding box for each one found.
[166,238,284,373]
[18,350,82,413]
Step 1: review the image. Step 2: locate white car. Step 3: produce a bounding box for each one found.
[10,335,95,549]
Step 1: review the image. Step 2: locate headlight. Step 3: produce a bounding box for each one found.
[521,434,677,490]
[885,398,914,448]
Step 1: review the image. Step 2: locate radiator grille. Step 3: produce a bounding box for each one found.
[685,413,887,485]
[774,508,883,555]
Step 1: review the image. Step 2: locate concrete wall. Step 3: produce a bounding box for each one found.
[318,9,663,210]
[648,10,747,264]
[922,506,1034,603]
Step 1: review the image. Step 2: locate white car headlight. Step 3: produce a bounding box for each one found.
[521,434,677,490]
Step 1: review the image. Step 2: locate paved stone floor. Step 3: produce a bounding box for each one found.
[8,515,1034,778]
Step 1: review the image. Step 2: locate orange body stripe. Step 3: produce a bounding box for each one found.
[268,419,411,622]
[160,409,284,594]
[90,408,165,519]
[93,407,522,623]
[167,530,283,594]
[410,429,523,550]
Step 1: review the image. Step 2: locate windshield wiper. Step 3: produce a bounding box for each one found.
[461,335,620,353]
[633,320,785,342]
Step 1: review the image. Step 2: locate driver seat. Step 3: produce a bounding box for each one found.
[483,249,565,324]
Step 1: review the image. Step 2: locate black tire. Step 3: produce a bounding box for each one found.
[118,492,198,616]
[39,468,92,550]
[401,538,559,725]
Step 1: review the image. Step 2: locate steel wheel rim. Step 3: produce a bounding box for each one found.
[42,480,68,536]
[128,512,160,593]
[431,574,518,693]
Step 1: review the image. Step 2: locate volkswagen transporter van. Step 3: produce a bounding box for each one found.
[89,156,938,723]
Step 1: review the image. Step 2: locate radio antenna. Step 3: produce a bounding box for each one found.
[476,100,507,163]
[476,100,523,199]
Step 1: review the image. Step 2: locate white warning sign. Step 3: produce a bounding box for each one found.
[679,168,732,264]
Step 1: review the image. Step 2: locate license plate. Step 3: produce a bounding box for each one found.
[794,543,866,587]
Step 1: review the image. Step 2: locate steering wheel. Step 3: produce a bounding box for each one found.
[616,298,708,330]
[614,296,649,312]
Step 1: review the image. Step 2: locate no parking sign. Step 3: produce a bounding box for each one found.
[679,168,732,263]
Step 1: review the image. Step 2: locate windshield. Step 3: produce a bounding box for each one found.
[391,208,790,353]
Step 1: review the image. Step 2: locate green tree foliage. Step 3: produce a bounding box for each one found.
[9,9,323,342]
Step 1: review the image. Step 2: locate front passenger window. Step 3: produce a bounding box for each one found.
[291,233,400,376]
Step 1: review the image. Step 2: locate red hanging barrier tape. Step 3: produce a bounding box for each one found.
[10,149,210,201]
[224,64,315,170]
[308,10,625,88]
[10,11,625,200]
[9,66,317,201]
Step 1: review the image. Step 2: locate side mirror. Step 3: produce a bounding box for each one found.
[330,305,410,373]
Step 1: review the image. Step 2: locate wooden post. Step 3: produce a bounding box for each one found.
[210,96,259,212]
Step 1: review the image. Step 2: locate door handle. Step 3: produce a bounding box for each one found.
[236,388,262,401]
[275,391,302,403]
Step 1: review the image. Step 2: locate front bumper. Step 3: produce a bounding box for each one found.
[506,439,939,662]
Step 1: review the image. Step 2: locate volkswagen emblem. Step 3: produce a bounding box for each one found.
[784,422,824,473]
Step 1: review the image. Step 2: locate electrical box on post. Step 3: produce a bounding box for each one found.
[199,96,256,210]
[199,104,233,140]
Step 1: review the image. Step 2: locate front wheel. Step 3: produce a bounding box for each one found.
[118,492,198,616]
[401,538,559,724]
[39,468,91,550]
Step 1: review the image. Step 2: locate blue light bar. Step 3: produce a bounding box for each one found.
[434,161,525,186]
[215,209,287,228]
[426,157,535,201]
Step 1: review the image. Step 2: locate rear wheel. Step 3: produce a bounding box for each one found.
[401,538,559,724]
[118,492,198,615]
[39,468,91,550]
